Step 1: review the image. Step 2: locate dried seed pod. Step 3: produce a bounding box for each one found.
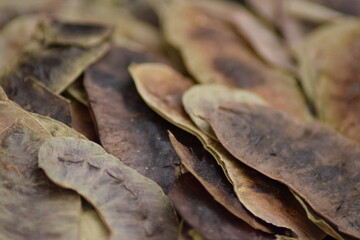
[38,137,179,240]
[168,173,274,240]
[2,76,72,125]
[297,18,360,142]
[210,102,360,239]
[130,63,325,239]
[182,83,266,139]
[0,123,81,240]
[152,0,309,119]
[40,19,112,47]
[84,47,180,192]
[0,42,109,94]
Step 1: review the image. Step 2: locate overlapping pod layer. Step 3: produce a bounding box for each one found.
[168,173,273,240]
[168,132,272,234]
[0,41,109,94]
[130,63,325,239]
[193,0,293,71]
[210,103,360,239]
[151,0,309,120]
[297,18,360,142]
[182,83,266,139]
[84,47,180,192]
[38,137,179,240]
[40,20,112,48]
[0,122,82,240]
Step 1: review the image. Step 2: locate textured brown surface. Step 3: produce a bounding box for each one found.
[84,47,180,192]
[169,132,273,234]
[297,19,360,142]
[182,83,266,139]
[130,63,325,239]
[41,20,112,47]
[69,97,98,142]
[1,76,71,125]
[154,0,309,120]
[210,103,360,238]
[0,88,50,136]
[193,0,292,71]
[0,42,109,94]
[0,123,81,240]
[311,0,360,16]
[38,137,178,240]
[168,173,274,240]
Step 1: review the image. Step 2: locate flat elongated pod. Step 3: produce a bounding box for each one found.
[0,123,81,240]
[29,112,86,139]
[182,83,266,139]
[0,88,50,136]
[194,0,293,71]
[169,132,272,234]
[308,0,360,16]
[41,19,112,47]
[152,0,309,119]
[55,4,163,54]
[297,18,360,142]
[38,137,179,240]
[210,103,360,239]
[0,42,109,94]
[66,80,88,106]
[285,0,344,23]
[80,210,109,240]
[69,97,98,142]
[168,173,274,240]
[2,76,71,125]
[246,0,307,50]
[84,47,180,192]
[0,87,86,138]
[130,63,325,239]
[0,14,40,70]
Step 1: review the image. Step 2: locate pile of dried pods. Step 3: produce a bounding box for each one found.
[0,0,359,239]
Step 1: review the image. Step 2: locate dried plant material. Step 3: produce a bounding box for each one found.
[125,0,159,27]
[30,112,86,139]
[0,122,81,240]
[130,63,325,239]
[194,0,293,71]
[66,80,88,106]
[0,88,50,136]
[2,76,71,125]
[182,83,266,138]
[38,137,179,240]
[210,103,360,239]
[297,18,360,142]
[169,132,273,234]
[0,14,41,70]
[0,87,85,139]
[55,3,164,54]
[247,0,307,51]
[309,0,360,16]
[246,0,280,24]
[80,210,109,240]
[285,0,344,23]
[153,0,309,120]
[0,42,109,94]
[169,173,274,240]
[84,47,180,192]
[292,191,345,240]
[178,220,205,240]
[0,8,23,29]
[0,0,57,11]
[69,97,98,142]
[41,19,112,47]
